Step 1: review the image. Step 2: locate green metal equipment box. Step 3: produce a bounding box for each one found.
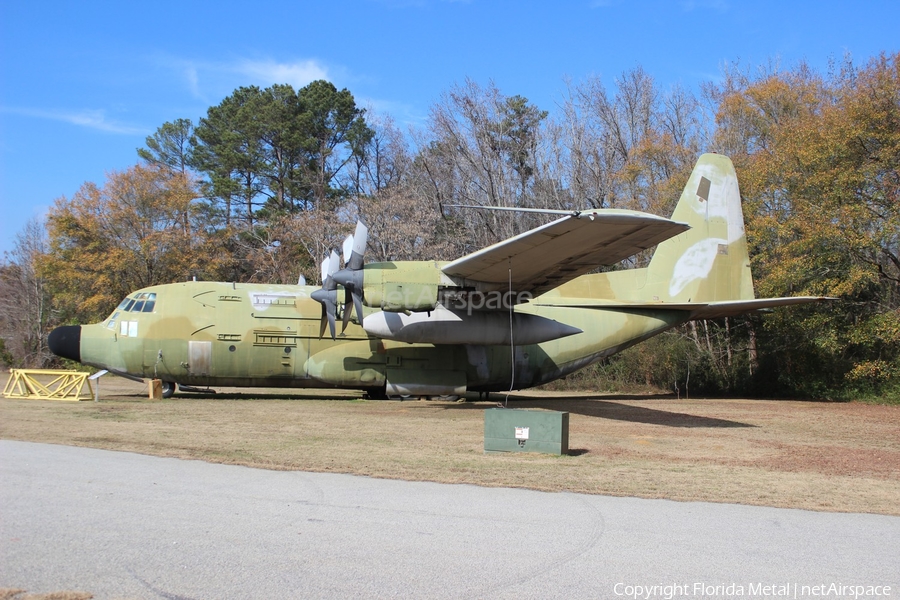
[484,408,569,455]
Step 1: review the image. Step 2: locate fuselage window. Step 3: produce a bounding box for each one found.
[132,300,145,312]
[124,299,136,312]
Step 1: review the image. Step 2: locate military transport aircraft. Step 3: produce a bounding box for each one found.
[48,154,827,399]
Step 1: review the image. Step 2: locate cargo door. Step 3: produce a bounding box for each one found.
[189,340,212,376]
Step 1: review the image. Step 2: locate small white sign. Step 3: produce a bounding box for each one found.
[515,427,530,440]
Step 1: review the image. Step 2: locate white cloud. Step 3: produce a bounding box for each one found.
[368,0,470,7]
[234,58,331,88]
[680,0,729,12]
[360,97,427,127]
[0,106,145,135]
[155,54,336,102]
[183,64,201,99]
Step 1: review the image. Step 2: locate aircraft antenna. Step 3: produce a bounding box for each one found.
[503,257,514,408]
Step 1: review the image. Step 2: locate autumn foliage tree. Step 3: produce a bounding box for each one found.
[708,53,900,397]
[42,165,202,325]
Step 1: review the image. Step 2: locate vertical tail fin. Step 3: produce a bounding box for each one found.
[644,153,755,303]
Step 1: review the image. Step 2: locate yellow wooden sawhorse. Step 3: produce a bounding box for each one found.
[3,369,94,401]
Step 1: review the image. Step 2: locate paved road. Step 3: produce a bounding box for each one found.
[2,441,898,599]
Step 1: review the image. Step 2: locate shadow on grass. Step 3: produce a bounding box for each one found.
[442,394,756,428]
[106,388,754,427]
[110,391,366,402]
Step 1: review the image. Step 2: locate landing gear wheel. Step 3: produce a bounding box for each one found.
[364,387,389,400]
[160,381,176,399]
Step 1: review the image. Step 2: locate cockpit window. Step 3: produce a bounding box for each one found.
[106,292,158,331]
[111,292,158,314]
[139,293,156,312]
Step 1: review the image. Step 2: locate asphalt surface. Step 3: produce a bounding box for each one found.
[2,441,898,600]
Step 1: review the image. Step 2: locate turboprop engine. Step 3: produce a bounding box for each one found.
[313,221,450,340]
[338,260,445,313]
[362,305,582,345]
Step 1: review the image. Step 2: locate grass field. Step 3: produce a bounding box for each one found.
[2,374,899,516]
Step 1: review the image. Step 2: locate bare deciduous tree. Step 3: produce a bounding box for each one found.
[0,219,54,367]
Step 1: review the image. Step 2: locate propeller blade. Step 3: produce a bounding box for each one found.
[312,249,342,340]
[318,302,328,339]
[328,248,340,277]
[339,287,366,333]
[326,250,341,290]
[342,233,354,267]
[352,290,365,328]
[333,269,365,327]
[347,221,368,271]
[312,288,338,340]
[341,287,353,333]
[334,220,368,329]
[325,298,336,340]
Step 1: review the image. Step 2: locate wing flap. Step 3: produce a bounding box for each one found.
[441,210,689,295]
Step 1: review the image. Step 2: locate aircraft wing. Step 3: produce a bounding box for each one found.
[441,210,690,295]
[534,296,835,319]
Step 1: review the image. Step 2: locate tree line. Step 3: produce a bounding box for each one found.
[2,54,897,400]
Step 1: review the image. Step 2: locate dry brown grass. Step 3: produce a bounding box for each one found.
[2,374,899,515]
[0,590,92,600]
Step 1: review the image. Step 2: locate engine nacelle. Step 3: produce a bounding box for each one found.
[361,261,443,312]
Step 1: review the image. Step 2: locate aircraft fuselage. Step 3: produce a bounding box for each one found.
[49,280,688,397]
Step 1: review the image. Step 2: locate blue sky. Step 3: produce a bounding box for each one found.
[1,0,898,257]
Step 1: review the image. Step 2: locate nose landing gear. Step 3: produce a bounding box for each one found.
[160,380,176,399]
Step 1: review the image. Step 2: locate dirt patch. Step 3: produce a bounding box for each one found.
[2,374,899,515]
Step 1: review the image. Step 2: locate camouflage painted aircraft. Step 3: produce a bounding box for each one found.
[48,154,826,399]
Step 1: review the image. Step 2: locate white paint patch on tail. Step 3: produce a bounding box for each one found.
[669,237,728,297]
[689,162,745,244]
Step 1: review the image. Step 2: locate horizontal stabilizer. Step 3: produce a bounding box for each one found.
[535,296,835,319]
[684,297,836,319]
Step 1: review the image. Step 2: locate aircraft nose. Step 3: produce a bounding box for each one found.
[48,325,81,363]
